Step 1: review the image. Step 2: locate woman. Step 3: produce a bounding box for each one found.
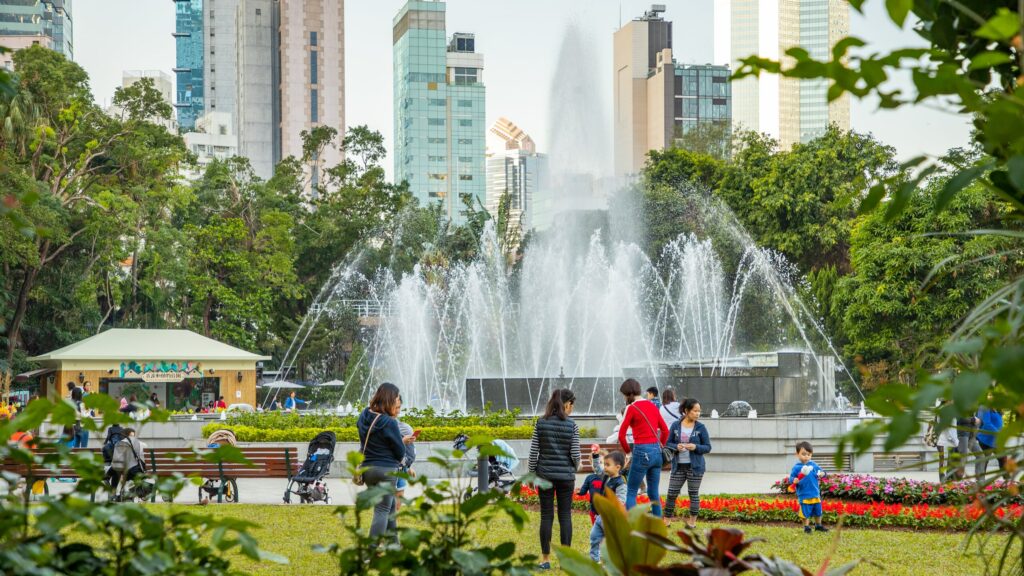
[617,378,668,516]
[660,389,681,429]
[357,382,413,538]
[528,388,581,571]
[664,398,712,529]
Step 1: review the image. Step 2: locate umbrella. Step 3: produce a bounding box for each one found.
[317,379,346,387]
[262,380,305,389]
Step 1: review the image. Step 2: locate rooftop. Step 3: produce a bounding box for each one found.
[29,329,271,363]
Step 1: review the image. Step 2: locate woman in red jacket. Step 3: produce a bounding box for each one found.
[617,378,669,516]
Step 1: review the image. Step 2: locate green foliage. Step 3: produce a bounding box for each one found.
[319,441,536,575]
[0,396,284,575]
[204,424,535,443]
[214,406,521,429]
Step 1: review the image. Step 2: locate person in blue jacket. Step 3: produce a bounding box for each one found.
[663,398,712,530]
[357,382,414,538]
[976,405,1005,479]
[788,441,828,534]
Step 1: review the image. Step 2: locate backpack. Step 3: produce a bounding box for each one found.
[578,473,605,513]
[102,427,126,463]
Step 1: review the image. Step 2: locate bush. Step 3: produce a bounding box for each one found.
[203,422,597,442]
[219,407,521,431]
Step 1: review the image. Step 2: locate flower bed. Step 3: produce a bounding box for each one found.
[514,487,1019,531]
[770,473,1023,506]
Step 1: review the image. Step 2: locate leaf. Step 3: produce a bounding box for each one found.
[593,490,631,574]
[951,371,991,413]
[1007,156,1024,192]
[452,549,490,574]
[967,51,1013,71]
[936,164,985,212]
[858,183,886,214]
[885,411,919,451]
[975,8,1019,41]
[884,0,912,27]
[554,546,605,576]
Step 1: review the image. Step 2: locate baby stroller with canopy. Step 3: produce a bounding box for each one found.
[199,429,239,503]
[283,431,336,504]
[107,435,153,502]
[453,433,518,496]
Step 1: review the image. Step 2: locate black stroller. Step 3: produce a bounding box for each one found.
[283,431,336,504]
[453,433,518,496]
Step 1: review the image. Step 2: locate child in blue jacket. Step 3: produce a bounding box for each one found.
[788,441,828,534]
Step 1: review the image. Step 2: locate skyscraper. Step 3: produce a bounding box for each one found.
[0,0,72,59]
[613,5,731,176]
[714,0,849,148]
[393,1,485,223]
[487,118,547,233]
[278,0,345,191]
[235,0,275,179]
[173,0,205,131]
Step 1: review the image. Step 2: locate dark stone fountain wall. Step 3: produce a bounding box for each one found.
[465,352,828,416]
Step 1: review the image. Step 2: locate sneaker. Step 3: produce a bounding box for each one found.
[815,524,829,532]
[803,525,812,534]
[538,562,551,570]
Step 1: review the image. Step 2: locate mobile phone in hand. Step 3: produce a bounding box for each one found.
[412,429,422,439]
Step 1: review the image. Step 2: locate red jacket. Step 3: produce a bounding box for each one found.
[619,400,669,453]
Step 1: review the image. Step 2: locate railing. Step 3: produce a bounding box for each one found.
[309,299,390,318]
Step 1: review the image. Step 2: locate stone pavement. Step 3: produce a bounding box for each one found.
[33,469,938,506]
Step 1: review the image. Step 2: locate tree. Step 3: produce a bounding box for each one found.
[836,160,1014,388]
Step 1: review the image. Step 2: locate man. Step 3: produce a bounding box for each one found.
[646,387,662,409]
[976,405,1005,479]
[66,382,83,407]
[284,391,307,412]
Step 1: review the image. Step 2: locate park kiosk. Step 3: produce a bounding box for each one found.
[27,329,270,409]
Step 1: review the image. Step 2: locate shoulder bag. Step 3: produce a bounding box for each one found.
[353,412,382,486]
[630,401,676,465]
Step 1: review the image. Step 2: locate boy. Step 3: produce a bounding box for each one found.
[588,446,627,563]
[788,441,828,534]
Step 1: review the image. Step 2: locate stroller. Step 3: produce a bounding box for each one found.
[453,433,518,496]
[107,435,153,502]
[283,431,336,504]
[198,429,239,503]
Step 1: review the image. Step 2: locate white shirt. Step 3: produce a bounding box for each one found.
[660,402,681,428]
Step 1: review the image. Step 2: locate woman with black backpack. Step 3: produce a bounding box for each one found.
[528,388,581,571]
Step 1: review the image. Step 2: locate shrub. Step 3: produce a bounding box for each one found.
[202,422,597,442]
[219,406,521,431]
[770,473,1024,506]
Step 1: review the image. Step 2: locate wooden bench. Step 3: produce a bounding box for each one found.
[146,446,298,503]
[1,448,104,500]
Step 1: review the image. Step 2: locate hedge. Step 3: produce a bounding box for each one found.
[202,423,596,443]
[217,407,520,431]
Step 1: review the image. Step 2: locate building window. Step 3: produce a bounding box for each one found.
[458,156,473,163]
[219,125,227,135]
[428,137,446,144]
[255,9,261,15]
[459,174,473,181]
[429,173,447,180]
[457,99,472,107]
[428,118,445,126]
[452,67,478,85]
[311,88,318,122]
[428,98,446,106]
[458,119,472,127]
[429,155,446,162]
[458,138,472,145]
[311,50,317,84]
[310,31,317,46]
[456,37,474,52]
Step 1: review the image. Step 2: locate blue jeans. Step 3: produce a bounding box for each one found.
[626,443,663,517]
[74,429,89,448]
[589,516,605,562]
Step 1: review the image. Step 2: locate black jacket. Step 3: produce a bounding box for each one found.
[357,408,405,468]
[528,416,581,482]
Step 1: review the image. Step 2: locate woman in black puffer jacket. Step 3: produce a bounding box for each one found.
[528,388,580,570]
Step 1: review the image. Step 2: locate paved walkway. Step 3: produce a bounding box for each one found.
[31,470,938,505]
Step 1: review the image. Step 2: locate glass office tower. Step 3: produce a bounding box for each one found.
[393,1,485,223]
[173,0,204,131]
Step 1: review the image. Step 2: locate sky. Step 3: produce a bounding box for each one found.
[77,0,971,176]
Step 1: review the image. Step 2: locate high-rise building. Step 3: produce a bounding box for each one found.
[236,0,275,179]
[174,0,205,131]
[486,118,547,233]
[279,0,345,192]
[714,0,849,148]
[183,111,239,178]
[0,0,72,58]
[175,0,345,187]
[613,5,731,176]
[393,1,485,223]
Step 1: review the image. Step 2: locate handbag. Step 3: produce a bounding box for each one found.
[353,412,382,486]
[630,401,676,465]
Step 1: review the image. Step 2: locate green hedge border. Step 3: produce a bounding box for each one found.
[202,423,598,443]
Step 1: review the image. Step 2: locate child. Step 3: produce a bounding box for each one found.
[395,419,417,510]
[788,441,828,534]
[588,446,627,563]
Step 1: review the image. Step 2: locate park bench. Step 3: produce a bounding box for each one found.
[0,448,104,499]
[145,446,298,503]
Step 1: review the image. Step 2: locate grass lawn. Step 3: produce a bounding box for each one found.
[170,503,1013,575]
